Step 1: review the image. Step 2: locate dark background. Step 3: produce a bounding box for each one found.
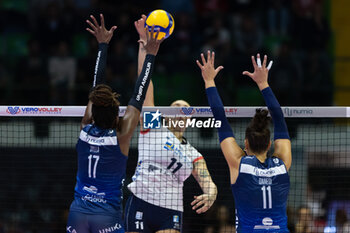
[0,0,334,107]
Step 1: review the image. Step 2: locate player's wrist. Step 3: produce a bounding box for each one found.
[257,82,269,91]
[98,42,108,47]
[204,80,215,89]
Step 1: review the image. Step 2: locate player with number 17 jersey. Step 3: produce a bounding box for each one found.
[70,125,127,216]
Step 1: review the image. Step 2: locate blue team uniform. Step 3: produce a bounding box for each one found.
[67,124,127,233]
[232,156,290,233]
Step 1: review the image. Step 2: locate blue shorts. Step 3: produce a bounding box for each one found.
[124,194,182,232]
[67,211,124,233]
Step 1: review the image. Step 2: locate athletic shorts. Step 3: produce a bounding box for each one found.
[67,211,124,233]
[124,194,183,232]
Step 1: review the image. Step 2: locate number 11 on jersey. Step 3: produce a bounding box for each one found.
[261,185,272,209]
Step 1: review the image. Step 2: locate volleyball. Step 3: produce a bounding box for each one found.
[145,9,174,39]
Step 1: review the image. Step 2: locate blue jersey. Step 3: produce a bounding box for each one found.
[69,124,127,216]
[232,156,290,233]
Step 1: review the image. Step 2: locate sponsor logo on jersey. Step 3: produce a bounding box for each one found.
[132,161,143,181]
[254,217,280,230]
[90,145,99,153]
[82,186,107,203]
[136,211,143,220]
[143,110,161,129]
[66,226,77,233]
[262,217,273,226]
[98,223,122,233]
[164,141,175,151]
[273,158,279,164]
[6,106,21,115]
[241,164,287,177]
[173,215,179,223]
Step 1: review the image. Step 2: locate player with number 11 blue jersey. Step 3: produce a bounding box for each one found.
[198,51,292,232]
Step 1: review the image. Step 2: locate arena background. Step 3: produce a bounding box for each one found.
[1,0,350,232]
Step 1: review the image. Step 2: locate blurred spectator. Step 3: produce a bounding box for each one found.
[195,0,230,15]
[0,0,333,106]
[36,2,68,53]
[204,205,236,233]
[295,205,315,233]
[48,41,77,104]
[233,13,263,55]
[335,209,350,233]
[0,60,11,105]
[74,0,93,11]
[292,0,322,18]
[16,39,48,104]
[203,16,231,53]
[269,41,302,105]
[161,0,194,13]
[287,206,296,233]
[292,1,330,51]
[301,50,332,106]
[267,0,290,36]
[306,185,326,221]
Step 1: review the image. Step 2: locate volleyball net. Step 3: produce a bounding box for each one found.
[0,106,349,233]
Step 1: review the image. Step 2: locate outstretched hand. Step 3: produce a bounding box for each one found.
[242,53,273,90]
[196,51,224,88]
[134,14,147,46]
[86,14,117,44]
[191,194,215,214]
[140,25,165,56]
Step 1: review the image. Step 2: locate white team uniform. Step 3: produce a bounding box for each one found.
[128,127,203,212]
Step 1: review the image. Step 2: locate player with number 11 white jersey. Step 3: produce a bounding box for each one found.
[124,15,217,233]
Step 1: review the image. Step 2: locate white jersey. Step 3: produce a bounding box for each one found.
[128,127,203,212]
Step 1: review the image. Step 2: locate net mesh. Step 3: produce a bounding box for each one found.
[0,107,349,233]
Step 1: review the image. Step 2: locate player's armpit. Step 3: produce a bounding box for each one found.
[118,105,141,155]
[220,137,245,184]
[220,137,244,169]
[81,101,93,130]
[273,139,292,171]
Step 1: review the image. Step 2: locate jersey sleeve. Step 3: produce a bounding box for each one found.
[186,144,204,164]
[140,128,151,135]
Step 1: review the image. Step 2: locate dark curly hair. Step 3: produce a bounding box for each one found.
[89,84,120,129]
[245,109,271,154]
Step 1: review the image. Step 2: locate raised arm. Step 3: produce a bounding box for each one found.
[81,14,117,130]
[191,159,217,214]
[243,54,292,170]
[118,26,164,154]
[197,51,245,184]
[135,15,155,107]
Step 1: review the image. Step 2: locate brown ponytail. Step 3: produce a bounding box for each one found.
[89,84,120,129]
[245,109,271,154]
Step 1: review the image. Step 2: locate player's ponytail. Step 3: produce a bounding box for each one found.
[245,109,271,154]
[89,84,120,129]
